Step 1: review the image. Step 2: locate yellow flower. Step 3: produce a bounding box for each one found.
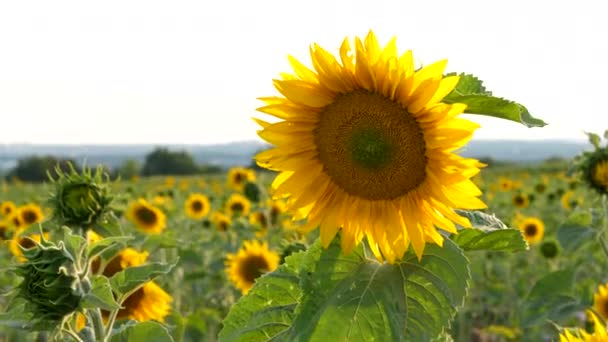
[226,240,279,294]
[512,193,529,208]
[9,230,50,262]
[225,194,251,217]
[0,220,10,240]
[227,167,256,191]
[498,177,514,192]
[249,211,269,237]
[184,193,211,220]
[559,311,607,341]
[16,204,44,227]
[118,281,172,322]
[126,199,166,234]
[561,191,583,211]
[268,199,287,225]
[594,283,608,320]
[212,211,231,231]
[254,31,485,262]
[0,201,16,217]
[93,248,149,277]
[517,217,544,245]
[592,160,608,191]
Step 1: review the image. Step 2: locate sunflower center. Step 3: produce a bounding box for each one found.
[514,196,525,206]
[234,173,244,184]
[603,299,608,316]
[240,254,270,284]
[219,220,229,231]
[22,210,39,225]
[314,90,427,200]
[19,237,36,249]
[524,224,537,237]
[191,200,204,213]
[135,207,158,226]
[230,202,244,213]
[120,287,145,317]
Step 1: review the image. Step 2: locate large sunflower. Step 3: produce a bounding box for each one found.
[226,240,279,294]
[254,31,485,261]
[594,283,608,320]
[185,193,211,220]
[126,199,166,234]
[517,217,544,245]
[559,311,607,342]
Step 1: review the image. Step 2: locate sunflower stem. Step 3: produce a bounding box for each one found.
[89,308,106,341]
[104,307,120,341]
[62,328,84,342]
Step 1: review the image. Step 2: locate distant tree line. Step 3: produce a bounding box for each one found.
[4,147,223,182]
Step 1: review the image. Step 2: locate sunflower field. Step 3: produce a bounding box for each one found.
[1,32,608,342]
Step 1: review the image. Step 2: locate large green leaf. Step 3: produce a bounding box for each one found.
[110,261,177,298]
[80,275,121,311]
[556,210,596,252]
[451,229,527,252]
[218,248,310,342]
[520,269,584,327]
[109,321,174,342]
[290,239,470,341]
[443,73,546,127]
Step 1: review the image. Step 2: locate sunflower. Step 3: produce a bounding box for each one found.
[116,281,172,322]
[561,191,583,211]
[249,211,269,237]
[93,248,149,277]
[9,230,50,262]
[225,194,251,217]
[226,240,279,294]
[212,211,231,231]
[591,160,608,193]
[498,177,514,192]
[268,199,287,225]
[17,204,44,227]
[254,31,485,261]
[126,199,166,234]
[0,201,16,217]
[227,167,256,191]
[594,283,608,320]
[185,193,211,220]
[0,220,10,240]
[512,193,529,208]
[559,311,607,342]
[517,217,544,245]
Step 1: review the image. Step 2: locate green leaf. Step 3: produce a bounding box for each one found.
[290,238,470,341]
[109,321,174,342]
[444,73,491,96]
[218,248,311,342]
[81,275,121,311]
[87,236,133,260]
[94,212,124,237]
[556,210,595,252]
[451,229,527,252]
[604,129,608,141]
[520,269,584,327]
[59,226,86,263]
[110,261,177,298]
[455,210,509,230]
[586,132,601,148]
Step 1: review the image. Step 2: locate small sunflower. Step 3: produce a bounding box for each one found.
[517,217,544,245]
[225,194,251,217]
[117,281,172,322]
[126,199,166,234]
[226,240,280,294]
[212,211,231,231]
[561,191,583,211]
[1,201,16,217]
[249,211,269,237]
[9,230,50,262]
[512,193,529,208]
[594,283,608,320]
[17,204,44,227]
[559,311,607,342]
[185,193,211,220]
[498,177,514,192]
[227,167,256,191]
[577,145,608,195]
[254,30,485,261]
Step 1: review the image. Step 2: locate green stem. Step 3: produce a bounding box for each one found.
[81,277,106,340]
[62,328,84,342]
[104,306,121,341]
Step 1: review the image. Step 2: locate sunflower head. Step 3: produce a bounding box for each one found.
[498,177,514,192]
[17,204,44,227]
[517,217,544,245]
[48,166,114,228]
[226,240,280,294]
[185,193,211,220]
[577,146,608,196]
[117,281,172,322]
[15,238,82,330]
[561,191,583,211]
[9,230,50,262]
[227,167,256,191]
[212,211,231,231]
[512,193,529,208]
[594,283,608,320]
[92,247,149,277]
[559,311,608,341]
[126,199,166,234]
[225,194,251,217]
[1,201,16,217]
[254,30,485,262]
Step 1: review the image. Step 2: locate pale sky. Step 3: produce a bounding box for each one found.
[0,0,606,145]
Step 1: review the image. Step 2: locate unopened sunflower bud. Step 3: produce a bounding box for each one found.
[243,182,261,203]
[540,240,560,259]
[15,239,82,330]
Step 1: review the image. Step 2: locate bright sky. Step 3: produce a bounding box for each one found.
[0,0,606,145]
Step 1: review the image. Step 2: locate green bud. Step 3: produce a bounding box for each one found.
[243,182,261,203]
[49,165,113,228]
[539,240,560,259]
[15,239,82,330]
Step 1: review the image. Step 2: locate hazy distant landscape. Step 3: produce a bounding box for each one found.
[0,139,591,173]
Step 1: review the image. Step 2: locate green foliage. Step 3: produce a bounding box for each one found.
[115,159,142,179]
[109,321,174,342]
[6,155,79,182]
[586,132,601,149]
[141,147,200,176]
[557,210,596,252]
[452,229,527,252]
[81,275,121,311]
[443,73,546,128]
[110,261,177,298]
[220,237,471,342]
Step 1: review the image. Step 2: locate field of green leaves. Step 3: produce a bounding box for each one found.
[0,156,607,341]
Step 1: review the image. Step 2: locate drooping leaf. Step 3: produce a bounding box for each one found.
[80,275,121,311]
[87,236,133,260]
[452,229,527,252]
[110,261,177,298]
